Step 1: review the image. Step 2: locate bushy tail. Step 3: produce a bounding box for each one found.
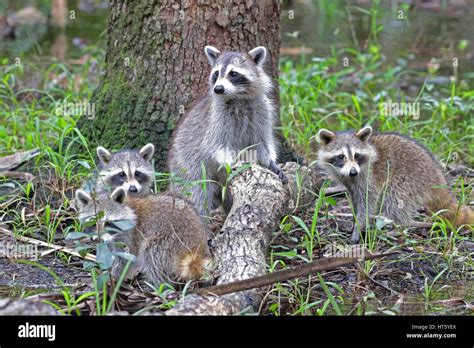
[429,189,474,227]
[446,203,474,227]
[178,249,212,281]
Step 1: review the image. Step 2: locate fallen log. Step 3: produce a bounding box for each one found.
[0,297,59,315]
[0,148,40,171]
[166,162,326,315]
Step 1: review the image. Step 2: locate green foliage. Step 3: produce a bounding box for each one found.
[279,48,473,166]
[1,1,472,316]
[271,1,473,315]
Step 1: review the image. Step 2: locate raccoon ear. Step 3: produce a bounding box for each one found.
[75,190,92,208]
[248,46,267,66]
[139,143,155,162]
[356,126,372,142]
[111,187,127,205]
[96,146,112,164]
[317,129,336,145]
[204,46,221,66]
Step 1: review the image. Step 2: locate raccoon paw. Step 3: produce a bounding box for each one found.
[350,226,361,244]
[279,170,289,185]
[269,161,288,185]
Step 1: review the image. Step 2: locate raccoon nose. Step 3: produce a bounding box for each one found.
[129,185,138,193]
[349,168,358,177]
[214,85,225,94]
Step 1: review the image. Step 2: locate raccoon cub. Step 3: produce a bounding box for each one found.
[168,45,287,217]
[317,126,473,243]
[75,188,212,285]
[91,143,155,197]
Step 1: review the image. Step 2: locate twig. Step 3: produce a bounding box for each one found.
[328,212,354,218]
[193,252,397,297]
[324,185,347,195]
[360,267,400,295]
[0,195,24,210]
[407,221,433,229]
[0,171,35,181]
[326,214,434,230]
[0,227,96,262]
[0,148,40,171]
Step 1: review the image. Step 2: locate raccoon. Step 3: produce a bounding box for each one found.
[75,188,212,285]
[91,143,155,197]
[317,126,473,243]
[168,45,288,217]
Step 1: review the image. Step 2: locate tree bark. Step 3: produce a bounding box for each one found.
[78,0,296,171]
[166,162,326,315]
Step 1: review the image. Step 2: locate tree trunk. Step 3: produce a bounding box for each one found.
[166,162,326,315]
[78,0,296,171]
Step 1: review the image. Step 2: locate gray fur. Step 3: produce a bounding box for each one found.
[317,127,454,243]
[168,46,287,217]
[75,188,137,250]
[76,189,136,226]
[86,144,155,197]
[75,188,212,286]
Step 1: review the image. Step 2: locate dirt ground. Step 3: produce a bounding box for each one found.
[0,165,472,315]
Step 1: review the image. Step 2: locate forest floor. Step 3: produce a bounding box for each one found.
[0,39,473,315]
[0,160,472,315]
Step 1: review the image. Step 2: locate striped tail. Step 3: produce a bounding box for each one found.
[429,188,474,227]
[178,249,212,281]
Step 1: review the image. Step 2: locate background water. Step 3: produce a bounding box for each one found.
[281,0,474,77]
[2,0,473,81]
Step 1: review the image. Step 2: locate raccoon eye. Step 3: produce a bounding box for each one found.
[135,171,141,178]
[338,154,345,160]
[213,71,219,78]
[119,172,126,178]
[229,71,239,78]
[354,153,360,159]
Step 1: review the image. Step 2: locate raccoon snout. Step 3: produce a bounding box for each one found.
[214,85,225,94]
[129,185,138,193]
[349,168,358,177]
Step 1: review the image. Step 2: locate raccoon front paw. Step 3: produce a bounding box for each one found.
[278,170,289,185]
[269,161,288,185]
[350,225,361,244]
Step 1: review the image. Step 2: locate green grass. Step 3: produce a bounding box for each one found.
[267,3,473,315]
[1,3,473,316]
[0,48,103,229]
[279,55,474,165]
